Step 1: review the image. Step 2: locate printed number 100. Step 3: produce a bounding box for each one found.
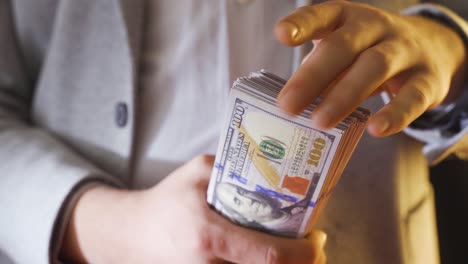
[307,137,326,167]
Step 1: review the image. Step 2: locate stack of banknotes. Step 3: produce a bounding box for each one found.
[207,70,370,238]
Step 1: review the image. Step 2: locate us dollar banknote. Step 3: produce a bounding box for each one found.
[207,70,369,238]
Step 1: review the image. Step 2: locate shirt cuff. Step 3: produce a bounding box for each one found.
[49,176,124,264]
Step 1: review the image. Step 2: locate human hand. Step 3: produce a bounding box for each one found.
[61,155,327,264]
[275,1,466,137]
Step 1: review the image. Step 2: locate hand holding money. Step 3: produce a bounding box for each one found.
[62,155,327,263]
[145,155,327,264]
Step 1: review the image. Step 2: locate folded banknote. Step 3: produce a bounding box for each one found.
[207,70,370,238]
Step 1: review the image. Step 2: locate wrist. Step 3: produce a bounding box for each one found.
[60,184,142,263]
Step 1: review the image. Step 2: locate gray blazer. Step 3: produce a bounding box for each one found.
[0,1,467,263]
[0,1,141,263]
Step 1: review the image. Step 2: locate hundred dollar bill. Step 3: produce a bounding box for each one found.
[207,70,369,238]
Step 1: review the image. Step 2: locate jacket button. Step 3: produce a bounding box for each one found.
[115,102,128,128]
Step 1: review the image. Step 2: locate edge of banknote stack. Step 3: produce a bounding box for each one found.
[207,70,370,238]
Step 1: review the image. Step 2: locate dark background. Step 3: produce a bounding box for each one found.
[426,2,468,263]
[431,158,468,264]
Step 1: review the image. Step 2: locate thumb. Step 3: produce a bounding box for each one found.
[275,2,344,46]
[308,230,328,249]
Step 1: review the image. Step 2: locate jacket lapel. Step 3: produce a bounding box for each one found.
[119,0,145,84]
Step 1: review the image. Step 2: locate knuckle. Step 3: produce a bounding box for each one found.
[322,32,358,56]
[193,224,228,258]
[338,31,357,51]
[363,4,394,26]
[363,48,393,76]
[347,1,394,26]
[327,0,349,11]
[193,224,215,257]
[399,35,419,51]
[410,86,431,108]
[390,87,431,132]
[210,232,227,257]
[374,9,394,26]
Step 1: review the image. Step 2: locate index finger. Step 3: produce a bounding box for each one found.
[275,2,345,46]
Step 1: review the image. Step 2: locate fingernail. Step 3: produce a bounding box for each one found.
[277,90,300,114]
[278,21,300,40]
[371,116,390,135]
[317,231,328,248]
[311,113,328,130]
[311,106,334,130]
